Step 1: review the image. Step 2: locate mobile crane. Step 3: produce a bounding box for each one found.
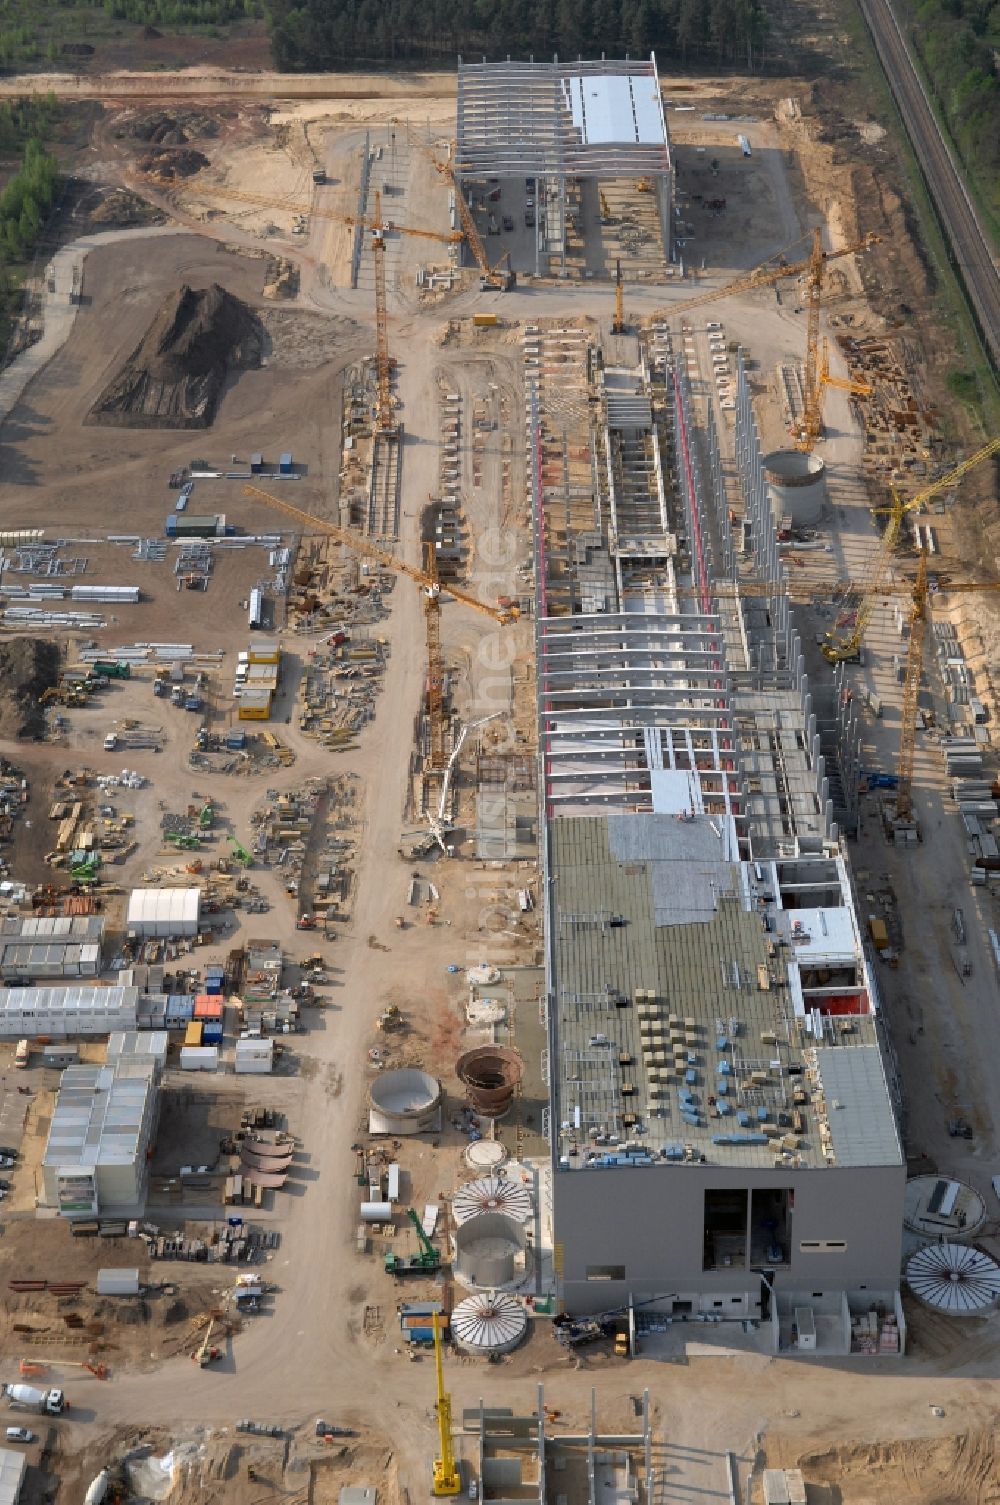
[431,1311,461,1497]
[242,484,518,771]
[384,1208,442,1276]
[435,158,515,290]
[611,259,626,335]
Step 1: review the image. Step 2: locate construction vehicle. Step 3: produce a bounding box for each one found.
[243,483,518,772]
[435,159,515,290]
[431,1311,461,1497]
[193,1315,223,1367]
[822,436,1000,663]
[369,189,396,435]
[611,259,626,336]
[198,802,214,829]
[228,835,253,868]
[91,661,131,680]
[166,832,200,850]
[3,1384,65,1415]
[385,1208,441,1276]
[652,228,881,450]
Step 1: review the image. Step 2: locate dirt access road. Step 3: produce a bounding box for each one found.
[0,69,457,102]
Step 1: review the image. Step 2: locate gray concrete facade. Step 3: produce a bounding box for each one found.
[553,1160,905,1315]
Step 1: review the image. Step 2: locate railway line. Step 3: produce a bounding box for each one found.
[857,0,1000,373]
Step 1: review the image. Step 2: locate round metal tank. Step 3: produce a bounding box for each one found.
[464,1138,508,1171]
[763,448,826,526]
[455,1046,523,1119]
[367,1068,443,1135]
[451,1291,528,1354]
[453,1174,532,1226]
[454,1212,528,1288]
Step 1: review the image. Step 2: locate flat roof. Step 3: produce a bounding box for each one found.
[456,56,670,181]
[548,815,901,1172]
[0,985,137,1019]
[0,1448,26,1505]
[43,1062,156,1170]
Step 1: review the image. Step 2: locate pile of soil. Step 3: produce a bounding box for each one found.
[88,283,263,430]
[130,109,220,145]
[137,146,210,180]
[0,639,62,740]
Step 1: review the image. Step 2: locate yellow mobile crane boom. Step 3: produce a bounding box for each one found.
[242,485,518,770]
[612,258,625,335]
[822,435,1000,662]
[435,159,515,290]
[431,1311,460,1497]
[370,190,394,434]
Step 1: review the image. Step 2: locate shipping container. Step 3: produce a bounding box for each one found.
[868,917,889,950]
[184,1021,204,1047]
[179,1045,219,1071]
[96,1267,140,1297]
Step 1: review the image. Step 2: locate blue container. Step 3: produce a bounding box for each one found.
[166,994,194,1023]
[202,1023,224,1045]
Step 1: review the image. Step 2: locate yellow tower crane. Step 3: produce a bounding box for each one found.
[431,1311,460,1497]
[822,435,1000,662]
[242,485,518,771]
[650,229,881,449]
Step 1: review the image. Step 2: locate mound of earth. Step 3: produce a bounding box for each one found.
[88,283,263,430]
[0,639,62,740]
[130,110,219,145]
[137,146,209,179]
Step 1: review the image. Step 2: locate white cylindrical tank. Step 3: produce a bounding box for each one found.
[453,1212,528,1288]
[453,1175,532,1226]
[763,449,826,526]
[359,1201,393,1223]
[368,1069,443,1135]
[452,1292,528,1355]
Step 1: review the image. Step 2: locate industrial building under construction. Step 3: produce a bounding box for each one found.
[531,324,906,1355]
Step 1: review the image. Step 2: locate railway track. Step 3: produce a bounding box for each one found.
[858,0,1000,370]
[858,0,1000,373]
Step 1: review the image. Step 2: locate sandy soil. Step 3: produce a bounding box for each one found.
[0,67,996,1505]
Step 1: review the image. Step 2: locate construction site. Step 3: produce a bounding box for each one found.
[0,41,995,1505]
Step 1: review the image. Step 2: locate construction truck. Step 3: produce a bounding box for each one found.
[4,1384,65,1415]
[92,661,131,680]
[385,1208,441,1276]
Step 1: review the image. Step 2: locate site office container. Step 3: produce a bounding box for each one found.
[184,1021,204,1047]
[179,1045,219,1071]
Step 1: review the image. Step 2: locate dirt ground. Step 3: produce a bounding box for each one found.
[0,56,996,1505]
